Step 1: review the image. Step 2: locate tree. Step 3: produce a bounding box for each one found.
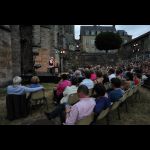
[95,32,123,53]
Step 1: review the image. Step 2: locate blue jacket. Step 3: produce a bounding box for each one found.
[94,96,111,114]
[7,85,43,95]
[29,84,42,88]
[108,88,125,102]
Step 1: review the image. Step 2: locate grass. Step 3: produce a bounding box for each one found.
[0,88,7,96]
[96,87,150,125]
[41,83,56,91]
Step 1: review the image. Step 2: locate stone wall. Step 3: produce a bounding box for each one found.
[20,25,33,74]
[0,26,12,87]
[68,51,119,69]
[32,25,41,54]
[35,48,49,73]
[34,26,51,73]
[0,25,75,86]
[10,25,21,77]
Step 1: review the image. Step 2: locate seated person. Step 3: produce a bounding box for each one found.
[65,85,96,125]
[93,84,111,115]
[108,78,125,102]
[80,71,94,89]
[7,76,44,95]
[121,80,129,91]
[125,72,135,89]
[142,73,148,81]
[94,70,104,84]
[90,69,97,81]
[74,70,82,78]
[45,85,96,125]
[77,76,85,86]
[133,73,141,85]
[102,74,109,84]
[116,69,122,80]
[53,73,71,104]
[29,76,42,88]
[108,68,116,82]
[68,69,74,81]
[60,78,78,104]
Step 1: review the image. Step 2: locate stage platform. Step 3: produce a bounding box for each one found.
[21,73,61,84]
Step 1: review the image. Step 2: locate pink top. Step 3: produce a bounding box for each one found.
[90,73,97,81]
[65,98,96,125]
[56,80,71,96]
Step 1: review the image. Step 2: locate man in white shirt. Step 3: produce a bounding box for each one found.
[65,85,96,125]
[108,68,116,82]
[45,84,95,125]
[80,71,94,89]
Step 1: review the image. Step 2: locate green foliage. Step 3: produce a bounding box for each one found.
[95,32,123,53]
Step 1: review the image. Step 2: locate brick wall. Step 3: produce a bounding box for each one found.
[35,48,49,72]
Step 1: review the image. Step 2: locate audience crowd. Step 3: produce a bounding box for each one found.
[6,58,150,125]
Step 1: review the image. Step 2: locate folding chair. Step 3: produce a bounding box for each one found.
[136,83,142,102]
[128,88,134,97]
[132,85,139,102]
[96,107,110,125]
[110,100,122,120]
[120,92,128,112]
[75,113,94,125]
[68,93,79,105]
[133,85,138,94]
[127,88,135,106]
[30,89,48,114]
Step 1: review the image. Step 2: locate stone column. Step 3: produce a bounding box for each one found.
[32,25,41,54]
[20,25,33,74]
[10,25,21,77]
[49,25,56,58]
[52,25,60,68]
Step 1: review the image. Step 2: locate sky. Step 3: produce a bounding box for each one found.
[75,25,150,39]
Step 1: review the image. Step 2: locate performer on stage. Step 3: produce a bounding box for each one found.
[49,57,55,75]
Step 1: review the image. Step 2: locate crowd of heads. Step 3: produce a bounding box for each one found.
[58,57,150,96]
[8,57,150,125]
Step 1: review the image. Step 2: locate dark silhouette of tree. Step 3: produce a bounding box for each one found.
[95,32,122,53]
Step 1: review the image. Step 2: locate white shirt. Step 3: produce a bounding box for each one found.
[80,79,94,89]
[60,85,78,104]
[65,97,96,125]
[142,75,148,80]
[108,74,116,82]
[49,59,54,68]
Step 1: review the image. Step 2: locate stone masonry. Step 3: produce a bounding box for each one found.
[0,25,12,87]
[0,25,75,87]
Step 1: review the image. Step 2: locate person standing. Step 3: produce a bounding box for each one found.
[49,57,55,75]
